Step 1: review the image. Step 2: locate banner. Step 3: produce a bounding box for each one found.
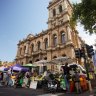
[30,81,37,89]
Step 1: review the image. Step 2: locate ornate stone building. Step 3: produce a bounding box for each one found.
[15,0,83,65]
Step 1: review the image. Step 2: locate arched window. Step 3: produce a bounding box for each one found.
[29,60,32,63]
[61,32,65,44]
[24,46,26,53]
[31,44,34,52]
[44,38,48,49]
[53,56,57,59]
[37,41,41,50]
[59,5,63,13]
[21,62,23,65]
[20,48,22,55]
[53,34,57,46]
[44,57,47,60]
[36,59,39,62]
[62,54,66,57]
[53,9,56,16]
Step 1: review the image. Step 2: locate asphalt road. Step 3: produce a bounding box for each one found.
[0,87,45,96]
[0,86,96,96]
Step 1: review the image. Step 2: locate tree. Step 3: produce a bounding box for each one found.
[71,0,96,34]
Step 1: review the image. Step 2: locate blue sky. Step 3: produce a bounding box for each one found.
[0,0,95,62]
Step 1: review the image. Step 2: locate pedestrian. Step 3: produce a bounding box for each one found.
[23,71,31,88]
[5,72,10,86]
[8,74,13,87]
[74,71,82,93]
[62,62,70,93]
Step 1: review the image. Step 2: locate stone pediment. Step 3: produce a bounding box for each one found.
[27,34,34,39]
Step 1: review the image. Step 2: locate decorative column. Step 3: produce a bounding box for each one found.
[64,0,67,10]
[49,9,52,18]
[48,33,50,47]
[66,26,72,41]
[25,41,30,56]
[16,46,20,57]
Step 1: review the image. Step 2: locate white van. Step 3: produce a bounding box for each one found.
[61,63,86,76]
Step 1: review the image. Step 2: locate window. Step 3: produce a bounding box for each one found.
[60,20,63,24]
[44,38,48,49]
[61,32,65,44]
[53,56,57,59]
[20,48,22,55]
[53,9,56,16]
[29,61,32,63]
[62,54,66,57]
[37,41,41,50]
[59,5,63,13]
[53,34,57,46]
[36,59,39,62]
[24,46,26,53]
[31,44,34,52]
[44,57,47,60]
[21,62,23,65]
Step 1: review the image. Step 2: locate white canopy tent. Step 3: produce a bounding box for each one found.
[0,66,6,71]
[33,60,49,74]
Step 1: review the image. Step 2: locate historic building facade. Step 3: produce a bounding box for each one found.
[15,0,83,64]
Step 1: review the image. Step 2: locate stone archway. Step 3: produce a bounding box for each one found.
[35,59,39,62]
[44,57,47,60]
[62,54,66,57]
[53,56,57,59]
[29,60,32,64]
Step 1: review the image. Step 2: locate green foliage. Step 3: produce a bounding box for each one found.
[71,0,96,34]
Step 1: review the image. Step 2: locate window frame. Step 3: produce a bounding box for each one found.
[61,32,65,44]
[31,44,34,52]
[37,41,41,50]
[44,38,48,49]
[53,34,57,47]
[24,46,26,53]
[53,9,56,17]
[59,5,63,13]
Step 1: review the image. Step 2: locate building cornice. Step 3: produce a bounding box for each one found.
[47,0,73,9]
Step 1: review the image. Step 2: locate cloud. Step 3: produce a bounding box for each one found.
[76,23,96,46]
[70,0,81,3]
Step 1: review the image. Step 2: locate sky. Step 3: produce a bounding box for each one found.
[0,0,95,62]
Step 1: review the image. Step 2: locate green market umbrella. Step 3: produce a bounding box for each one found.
[23,63,37,67]
[23,63,38,72]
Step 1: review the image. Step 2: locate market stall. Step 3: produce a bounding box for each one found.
[11,64,29,72]
[33,60,49,74]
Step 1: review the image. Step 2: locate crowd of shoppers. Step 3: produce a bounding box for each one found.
[0,62,93,94]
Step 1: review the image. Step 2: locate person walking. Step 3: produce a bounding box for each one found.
[74,71,82,93]
[62,62,70,92]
